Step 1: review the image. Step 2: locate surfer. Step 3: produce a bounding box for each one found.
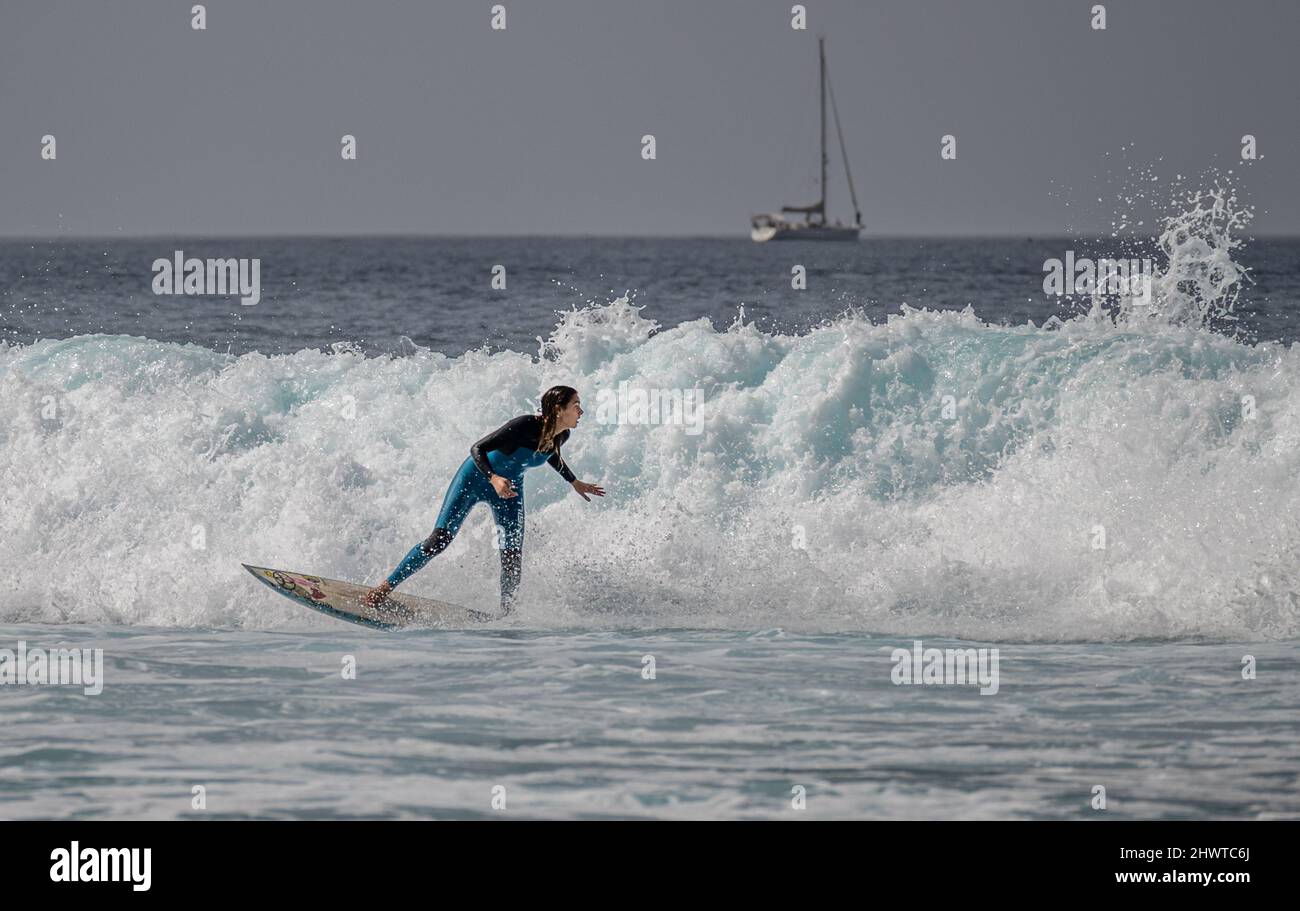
[361,385,605,615]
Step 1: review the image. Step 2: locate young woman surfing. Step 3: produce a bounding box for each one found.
[362,385,605,614]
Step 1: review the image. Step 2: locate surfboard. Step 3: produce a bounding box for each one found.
[241,563,491,630]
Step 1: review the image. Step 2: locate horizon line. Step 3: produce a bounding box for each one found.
[2,231,1298,242]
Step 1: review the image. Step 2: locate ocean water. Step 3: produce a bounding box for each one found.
[4,626,1297,820]
[3,199,1300,818]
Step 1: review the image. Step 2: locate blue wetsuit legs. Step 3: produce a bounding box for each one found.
[383,456,527,612]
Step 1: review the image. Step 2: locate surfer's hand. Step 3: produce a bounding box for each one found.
[490,474,518,499]
[571,479,605,502]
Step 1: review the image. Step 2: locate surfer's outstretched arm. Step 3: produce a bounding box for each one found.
[569,479,605,501]
[546,435,604,501]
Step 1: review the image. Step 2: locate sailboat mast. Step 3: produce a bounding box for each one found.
[819,37,827,223]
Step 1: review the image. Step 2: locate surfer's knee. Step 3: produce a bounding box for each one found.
[421,527,453,555]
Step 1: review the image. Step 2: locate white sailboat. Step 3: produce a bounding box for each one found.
[751,37,862,242]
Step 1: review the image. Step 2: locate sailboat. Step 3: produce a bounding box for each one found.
[750,37,862,242]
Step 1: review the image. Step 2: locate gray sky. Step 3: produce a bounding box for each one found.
[1,0,1296,237]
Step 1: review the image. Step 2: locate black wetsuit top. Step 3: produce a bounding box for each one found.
[470,414,576,483]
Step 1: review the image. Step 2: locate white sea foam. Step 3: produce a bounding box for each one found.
[1,191,1296,640]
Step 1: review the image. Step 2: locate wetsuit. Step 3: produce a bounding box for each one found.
[383,415,576,610]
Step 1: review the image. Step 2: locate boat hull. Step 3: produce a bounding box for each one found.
[751,223,861,243]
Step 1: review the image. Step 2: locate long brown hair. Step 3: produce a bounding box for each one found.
[537,385,577,452]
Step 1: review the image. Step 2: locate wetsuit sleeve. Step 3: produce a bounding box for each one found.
[470,415,536,478]
[549,429,577,483]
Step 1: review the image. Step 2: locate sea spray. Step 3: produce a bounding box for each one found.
[1,187,1295,640]
[3,297,1297,640]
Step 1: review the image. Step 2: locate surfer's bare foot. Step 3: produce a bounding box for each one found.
[361,581,393,608]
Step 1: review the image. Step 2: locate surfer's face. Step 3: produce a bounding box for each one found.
[558,397,582,430]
